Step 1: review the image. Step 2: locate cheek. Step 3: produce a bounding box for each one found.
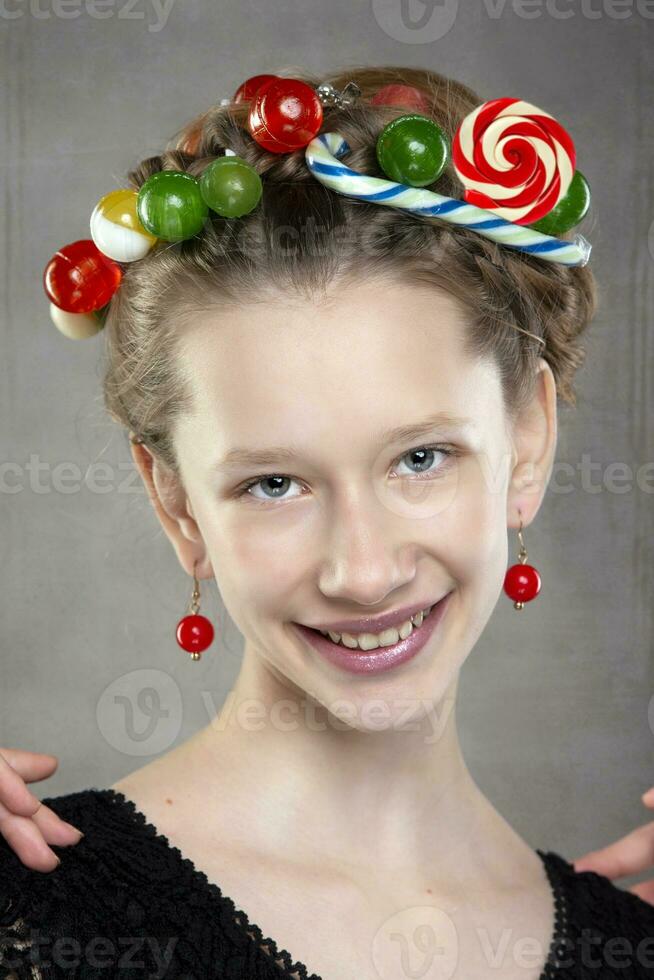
[186,499,286,610]
[226,513,309,567]
[466,507,507,587]
[432,458,508,584]
[217,516,307,605]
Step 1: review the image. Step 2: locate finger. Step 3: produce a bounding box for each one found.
[0,750,84,854]
[0,747,60,780]
[642,787,654,806]
[0,749,58,816]
[0,795,83,870]
[573,821,654,879]
[29,801,84,846]
[628,879,654,906]
[0,799,63,873]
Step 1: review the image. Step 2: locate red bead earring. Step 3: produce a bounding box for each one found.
[503,513,542,610]
[175,560,215,661]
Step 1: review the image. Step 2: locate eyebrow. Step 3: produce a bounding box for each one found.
[213,412,474,471]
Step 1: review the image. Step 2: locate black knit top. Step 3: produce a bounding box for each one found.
[1,788,653,978]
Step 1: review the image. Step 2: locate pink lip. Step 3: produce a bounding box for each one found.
[303,597,445,635]
[292,591,452,675]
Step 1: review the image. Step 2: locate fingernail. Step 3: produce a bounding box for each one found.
[63,822,84,838]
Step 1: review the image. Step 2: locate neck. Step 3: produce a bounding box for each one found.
[193,644,534,890]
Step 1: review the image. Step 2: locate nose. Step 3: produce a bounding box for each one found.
[317,491,418,606]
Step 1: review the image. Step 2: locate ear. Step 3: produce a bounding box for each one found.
[130,440,214,580]
[506,357,558,531]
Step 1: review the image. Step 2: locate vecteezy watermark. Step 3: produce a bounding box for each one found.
[95,672,457,753]
[371,0,461,44]
[372,904,458,979]
[3,452,654,499]
[96,668,184,756]
[0,0,176,32]
[0,456,143,495]
[209,692,456,744]
[370,0,654,44]
[369,907,654,980]
[0,928,178,975]
[199,214,454,263]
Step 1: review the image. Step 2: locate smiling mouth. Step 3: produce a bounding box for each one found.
[298,601,438,653]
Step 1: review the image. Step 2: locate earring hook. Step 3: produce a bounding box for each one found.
[516,510,527,564]
[190,559,201,615]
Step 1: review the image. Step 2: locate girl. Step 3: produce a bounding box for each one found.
[1,66,653,979]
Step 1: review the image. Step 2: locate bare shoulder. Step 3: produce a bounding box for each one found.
[110,743,203,840]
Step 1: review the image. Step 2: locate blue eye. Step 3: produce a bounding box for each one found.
[241,475,298,501]
[235,444,458,506]
[395,445,453,478]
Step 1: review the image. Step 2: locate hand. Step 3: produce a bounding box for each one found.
[572,787,654,905]
[0,748,84,872]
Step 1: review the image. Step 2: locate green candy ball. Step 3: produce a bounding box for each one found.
[529,171,591,236]
[199,156,263,218]
[376,114,449,187]
[137,170,208,242]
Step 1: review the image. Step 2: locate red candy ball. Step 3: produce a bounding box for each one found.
[44,239,122,314]
[233,74,278,103]
[370,84,431,114]
[176,613,214,655]
[503,563,542,604]
[248,77,323,153]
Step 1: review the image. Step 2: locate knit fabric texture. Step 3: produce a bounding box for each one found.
[1,788,653,978]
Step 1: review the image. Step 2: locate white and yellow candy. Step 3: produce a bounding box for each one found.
[90,189,158,263]
[49,302,105,339]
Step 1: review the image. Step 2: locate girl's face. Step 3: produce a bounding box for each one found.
[162,279,554,729]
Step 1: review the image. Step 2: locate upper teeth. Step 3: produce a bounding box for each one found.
[319,605,433,651]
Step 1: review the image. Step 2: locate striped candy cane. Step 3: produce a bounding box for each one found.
[305,132,591,267]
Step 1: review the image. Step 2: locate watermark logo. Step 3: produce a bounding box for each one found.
[3,451,652,500]
[371,0,654,41]
[96,668,183,756]
[0,0,177,32]
[371,0,460,43]
[372,905,458,979]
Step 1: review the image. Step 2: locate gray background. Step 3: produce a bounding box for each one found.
[1,1,652,890]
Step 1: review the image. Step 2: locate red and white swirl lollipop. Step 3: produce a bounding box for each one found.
[451,98,576,225]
